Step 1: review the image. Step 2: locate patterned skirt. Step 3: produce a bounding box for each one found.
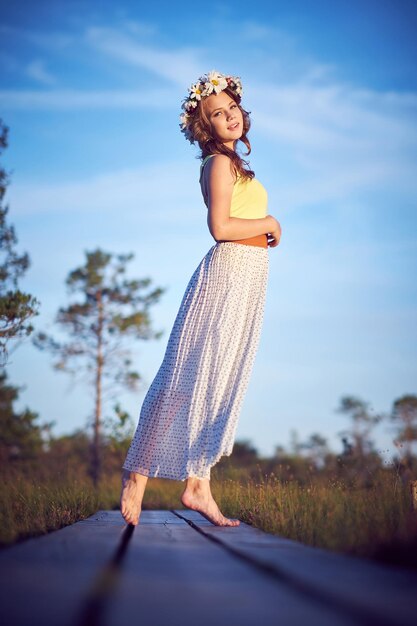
[122,241,269,481]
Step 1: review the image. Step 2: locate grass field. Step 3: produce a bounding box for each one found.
[1,467,416,570]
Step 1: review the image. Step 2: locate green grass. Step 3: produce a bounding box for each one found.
[0,478,101,545]
[209,471,417,567]
[1,469,416,570]
[0,473,184,546]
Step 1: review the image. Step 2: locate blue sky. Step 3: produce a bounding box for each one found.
[1,0,416,460]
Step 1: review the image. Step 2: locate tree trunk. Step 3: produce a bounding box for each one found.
[92,290,104,487]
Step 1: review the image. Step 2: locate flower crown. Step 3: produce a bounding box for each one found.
[179,69,243,144]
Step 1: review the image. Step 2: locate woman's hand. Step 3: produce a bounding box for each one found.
[267,217,282,248]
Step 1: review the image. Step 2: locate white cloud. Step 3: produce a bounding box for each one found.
[246,79,417,206]
[26,59,56,85]
[85,26,203,85]
[0,88,174,109]
[8,160,202,220]
[250,82,417,153]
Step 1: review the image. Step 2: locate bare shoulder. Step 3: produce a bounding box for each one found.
[204,154,236,185]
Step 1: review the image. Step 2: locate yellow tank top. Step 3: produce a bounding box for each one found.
[199,154,268,219]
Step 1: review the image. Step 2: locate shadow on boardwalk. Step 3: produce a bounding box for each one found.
[0,510,416,626]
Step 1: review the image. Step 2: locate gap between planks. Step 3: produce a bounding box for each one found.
[171,509,408,626]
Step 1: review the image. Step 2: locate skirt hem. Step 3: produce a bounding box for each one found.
[122,447,234,482]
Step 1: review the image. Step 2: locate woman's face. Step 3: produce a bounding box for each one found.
[204,90,243,149]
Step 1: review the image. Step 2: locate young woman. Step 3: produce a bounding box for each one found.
[120,70,282,527]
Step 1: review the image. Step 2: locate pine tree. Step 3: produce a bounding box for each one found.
[0,119,40,365]
[33,248,165,485]
[0,369,50,465]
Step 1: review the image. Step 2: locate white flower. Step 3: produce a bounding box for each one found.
[189,83,203,100]
[181,99,197,113]
[201,81,214,97]
[207,70,228,94]
[179,112,189,128]
[227,76,243,96]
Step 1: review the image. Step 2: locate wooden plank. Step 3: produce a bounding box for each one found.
[174,509,417,626]
[0,509,140,626]
[5,508,415,626]
[0,510,356,626]
[105,512,355,626]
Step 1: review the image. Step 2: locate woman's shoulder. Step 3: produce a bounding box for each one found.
[201,153,231,167]
[201,153,236,182]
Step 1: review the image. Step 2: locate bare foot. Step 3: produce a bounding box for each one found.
[181,477,240,527]
[120,470,148,526]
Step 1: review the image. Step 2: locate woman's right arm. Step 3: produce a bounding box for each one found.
[204,154,279,241]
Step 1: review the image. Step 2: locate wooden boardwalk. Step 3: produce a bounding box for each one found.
[0,509,416,626]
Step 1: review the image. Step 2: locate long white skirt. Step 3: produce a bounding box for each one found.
[122,241,269,481]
